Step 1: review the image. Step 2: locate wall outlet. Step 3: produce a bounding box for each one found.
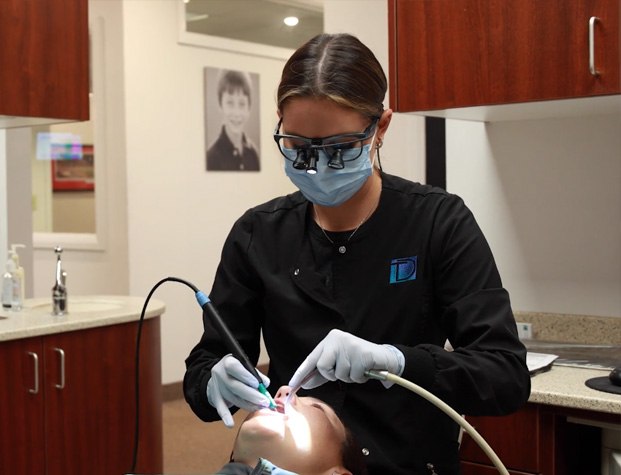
[516,322,533,340]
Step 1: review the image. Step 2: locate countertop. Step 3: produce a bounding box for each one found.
[0,295,166,342]
[530,365,620,416]
[514,311,621,416]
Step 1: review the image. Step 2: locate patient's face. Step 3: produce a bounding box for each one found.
[231,385,348,474]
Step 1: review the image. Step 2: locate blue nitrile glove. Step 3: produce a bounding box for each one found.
[289,329,405,390]
[207,354,272,428]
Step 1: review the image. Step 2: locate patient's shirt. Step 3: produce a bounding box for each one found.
[215,458,298,475]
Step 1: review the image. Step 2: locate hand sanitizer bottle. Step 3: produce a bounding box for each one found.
[2,253,19,310]
[9,244,25,310]
[2,265,12,309]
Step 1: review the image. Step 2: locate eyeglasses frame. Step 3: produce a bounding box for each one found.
[273,117,380,171]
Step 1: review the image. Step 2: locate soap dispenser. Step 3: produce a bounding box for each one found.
[2,257,15,309]
[2,244,25,310]
[9,244,25,309]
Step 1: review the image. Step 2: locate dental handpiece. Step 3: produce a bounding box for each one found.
[195,291,277,410]
[285,368,319,407]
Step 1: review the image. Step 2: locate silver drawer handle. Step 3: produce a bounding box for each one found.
[589,16,600,76]
[53,347,65,389]
[27,352,39,394]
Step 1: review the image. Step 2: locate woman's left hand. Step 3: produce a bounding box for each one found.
[289,329,404,389]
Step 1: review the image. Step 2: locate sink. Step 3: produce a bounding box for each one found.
[29,298,124,314]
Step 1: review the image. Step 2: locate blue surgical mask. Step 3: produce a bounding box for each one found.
[283,143,375,207]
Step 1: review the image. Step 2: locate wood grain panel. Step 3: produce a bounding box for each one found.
[0,0,89,120]
[389,0,620,112]
[0,337,46,474]
[44,318,163,475]
[460,404,540,473]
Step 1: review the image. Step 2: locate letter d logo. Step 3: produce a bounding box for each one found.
[389,256,417,284]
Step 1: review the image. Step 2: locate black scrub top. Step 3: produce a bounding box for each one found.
[185,172,530,475]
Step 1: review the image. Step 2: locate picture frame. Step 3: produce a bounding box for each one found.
[204,67,261,172]
[51,144,95,191]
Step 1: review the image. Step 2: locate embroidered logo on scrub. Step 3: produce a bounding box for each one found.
[389,256,417,284]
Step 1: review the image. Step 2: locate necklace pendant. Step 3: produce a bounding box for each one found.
[338,245,347,254]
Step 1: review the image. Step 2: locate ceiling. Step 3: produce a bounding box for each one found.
[184,0,324,50]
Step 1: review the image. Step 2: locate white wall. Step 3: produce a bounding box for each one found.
[447,114,621,317]
[122,1,295,384]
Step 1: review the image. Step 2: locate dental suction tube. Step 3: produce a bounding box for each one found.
[365,370,510,475]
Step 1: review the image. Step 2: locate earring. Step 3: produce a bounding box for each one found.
[376,139,383,149]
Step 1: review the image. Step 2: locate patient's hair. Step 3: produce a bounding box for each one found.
[341,428,368,475]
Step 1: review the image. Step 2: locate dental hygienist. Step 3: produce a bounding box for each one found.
[184,33,531,475]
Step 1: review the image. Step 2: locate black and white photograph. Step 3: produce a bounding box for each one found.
[204,67,261,171]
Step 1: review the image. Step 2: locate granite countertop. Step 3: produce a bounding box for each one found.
[529,365,620,415]
[0,295,166,342]
[516,311,621,416]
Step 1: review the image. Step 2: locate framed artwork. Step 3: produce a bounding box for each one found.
[52,144,95,191]
[204,67,261,172]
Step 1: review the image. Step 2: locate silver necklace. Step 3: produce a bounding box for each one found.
[315,208,373,254]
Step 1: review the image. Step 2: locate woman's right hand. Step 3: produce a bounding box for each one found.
[207,354,272,428]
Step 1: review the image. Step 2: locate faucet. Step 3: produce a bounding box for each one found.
[52,246,67,315]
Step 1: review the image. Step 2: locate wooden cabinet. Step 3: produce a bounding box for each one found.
[388,0,621,113]
[0,337,46,474]
[460,403,618,474]
[0,0,89,127]
[0,317,162,475]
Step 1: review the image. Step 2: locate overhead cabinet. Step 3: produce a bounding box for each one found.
[388,0,621,114]
[0,0,89,128]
